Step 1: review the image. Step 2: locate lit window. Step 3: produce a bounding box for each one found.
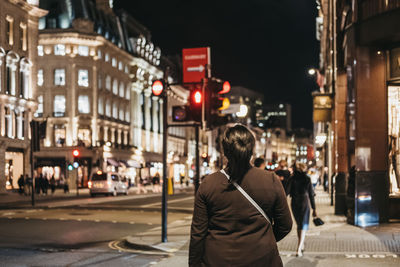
[78,95,90,114]
[54,95,66,117]
[54,69,65,86]
[113,102,118,118]
[105,53,109,62]
[54,125,66,147]
[34,95,43,117]
[105,75,111,90]
[105,99,111,116]
[125,65,129,73]
[118,61,123,70]
[125,108,130,122]
[54,44,66,55]
[78,45,89,56]
[119,82,124,97]
[119,107,124,120]
[5,107,12,137]
[20,22,27,51]
[98,97,104,115]
[126,85,130,99]
[38,45,44,56]
[112,79,118,94]
[37,69,43,86]
[97,49,102,59]
[6,16,14,45]
[98,73,102,89]
[78,69,89,87]
[78,128,91,147]
[112,57,117,67]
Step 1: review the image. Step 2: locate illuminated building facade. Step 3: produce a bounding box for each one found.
[0,0,47,192]
[316,0,400,225]
[34,0,188,188]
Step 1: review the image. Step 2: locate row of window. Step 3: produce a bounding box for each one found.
[37,44,130,73]
[34,95,130,122]
[0,53,31,99]
[2,106,25,140]
[3,15,27,51]
[37,69,131,99]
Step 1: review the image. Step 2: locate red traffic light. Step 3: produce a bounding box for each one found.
[193,90,202,104]
[152,80,164,96]
[219,81,231,94]
[72,149,80,157]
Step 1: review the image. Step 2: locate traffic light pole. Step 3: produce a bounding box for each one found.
[161,70,169,243]
[30,122,35,206]
[195,124,200,193]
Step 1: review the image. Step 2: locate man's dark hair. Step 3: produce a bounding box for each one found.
[222,124,255,183]
[254,157,265,168]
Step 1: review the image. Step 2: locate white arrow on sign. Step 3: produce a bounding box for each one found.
[187,65,205,72]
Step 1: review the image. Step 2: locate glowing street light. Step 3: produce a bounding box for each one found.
[236,104,248,118]
[308,68,316,75]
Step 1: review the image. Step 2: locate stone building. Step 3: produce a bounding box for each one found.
[0,0,47,192]
[35,0,189,188]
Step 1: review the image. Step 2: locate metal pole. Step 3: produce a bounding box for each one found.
[76,167,79,196]
[30,121,35,206]
[161,69,169,243]
[195,124,200,193]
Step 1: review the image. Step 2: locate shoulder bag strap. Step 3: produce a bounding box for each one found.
[220,169,272,225]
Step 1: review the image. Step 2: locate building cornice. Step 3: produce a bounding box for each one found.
[7,0,48,17]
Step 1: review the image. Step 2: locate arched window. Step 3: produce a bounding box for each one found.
[4,106,12,138]
[19,58,32,99]
[0,47,5,92]
[6,51,20,96]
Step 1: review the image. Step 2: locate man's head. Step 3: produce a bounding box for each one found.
[254,157,266,169]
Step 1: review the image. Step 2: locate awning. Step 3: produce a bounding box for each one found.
[107,158,120,167]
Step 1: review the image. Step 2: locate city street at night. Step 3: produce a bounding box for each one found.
[1,0,400,266]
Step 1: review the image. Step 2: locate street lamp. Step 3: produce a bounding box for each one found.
[308,68,316,76]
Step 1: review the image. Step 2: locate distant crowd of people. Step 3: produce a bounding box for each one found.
[16,174,69,196]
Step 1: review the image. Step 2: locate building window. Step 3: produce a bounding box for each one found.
[38,45,44,56]
[78,69,89,87]
[125,65,129,74]
[105,99,111,117]
[78,45,89,56]
[54,44,66,55]
[34,95,43,117]
[119,82,124,97]
[54,69,65,85]
[119,106,124,120]
[125,107,130,122]
[98,73,102,89]
[97,49,102,59]
[105,53,109,62]
[5,107,12,138]
[113,102,118,118]
[53,95,66,117]
[54,125,66,147]
[98,97,104,115]
[140,93,145,129]
[118,61,123,70]
[112,57,117,67]
[6,16,14,46]
[126,85,130,100]
[78,128,91,147]
[16,110,23,139]
[112,79,118,95]
[20,22,27,51]
[105,75,111,90]
[37,69,43,86]
[6,64,16,96]
[19,69,29,99]
[78,95,90,114]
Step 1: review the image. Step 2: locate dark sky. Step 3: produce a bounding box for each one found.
[114,0,320,130]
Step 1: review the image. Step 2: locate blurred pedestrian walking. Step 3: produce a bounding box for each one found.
[17,175,25,195]
[288,162,317,257]
[50,175,56,194]
[152,173,161,193]
[189,124,292,267]
[24,175,31,195]
[275,159,291,194]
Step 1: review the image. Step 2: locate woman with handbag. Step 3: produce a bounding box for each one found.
[189,124,292,267]
[288,162,317,257]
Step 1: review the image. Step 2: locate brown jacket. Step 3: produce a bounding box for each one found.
[189,167,292,267]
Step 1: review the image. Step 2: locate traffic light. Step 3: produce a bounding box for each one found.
[72,149,80,168]
[188,89,203,122]
[205,78,231,129]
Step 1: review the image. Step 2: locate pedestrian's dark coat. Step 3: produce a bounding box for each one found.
[289,171,316,230]
[189,167,292,267]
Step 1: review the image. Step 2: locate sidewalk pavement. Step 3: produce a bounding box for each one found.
[124,186,400,266]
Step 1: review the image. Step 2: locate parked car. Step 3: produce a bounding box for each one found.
[88,171,128,197]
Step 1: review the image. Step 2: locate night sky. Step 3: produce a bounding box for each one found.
[114,0,320,130]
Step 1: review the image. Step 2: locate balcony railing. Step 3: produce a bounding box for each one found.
[360,0,400,20]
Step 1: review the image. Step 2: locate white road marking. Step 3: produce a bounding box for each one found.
[112,220,117,223]
[140,196,194,208]
[25,217,29,220]
[95,219,100,222]
[129,222,135,224]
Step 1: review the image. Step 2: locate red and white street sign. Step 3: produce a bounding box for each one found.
[182,47,210,84]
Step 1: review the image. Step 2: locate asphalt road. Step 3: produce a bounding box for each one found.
[0,191,195,266]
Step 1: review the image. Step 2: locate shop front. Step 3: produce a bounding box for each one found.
[5,149,24,190]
